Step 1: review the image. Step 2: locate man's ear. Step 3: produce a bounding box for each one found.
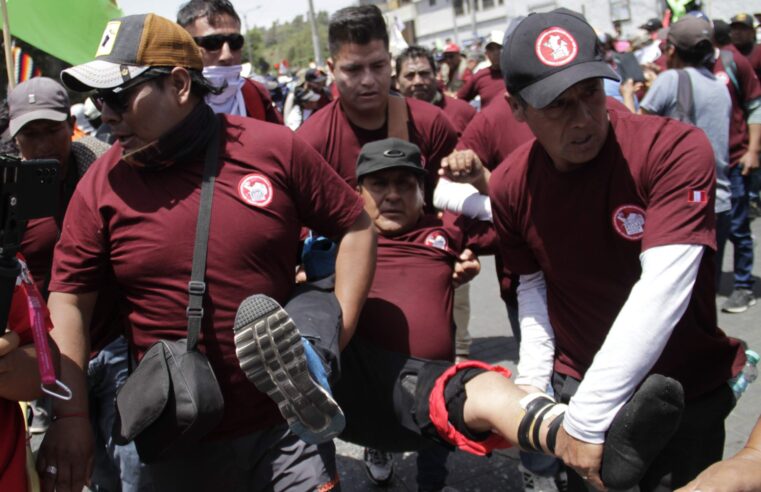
[169,67,193,104]
[506,94,527,123]
[327,58,335,75]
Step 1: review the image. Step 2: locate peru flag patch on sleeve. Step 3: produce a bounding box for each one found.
[687,189,708,204]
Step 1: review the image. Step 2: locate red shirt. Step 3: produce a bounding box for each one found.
[746,44,761,81]
[296,97,458,204]
[456,67,505,110]
[714,45,761,166]
[49,113,365,438]
[357,213,495,360]
[0,400,26,492]
[436,94,476,136]
[489,110,745,400]
[241,79,284,125]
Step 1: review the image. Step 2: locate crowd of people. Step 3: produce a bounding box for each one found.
[0,1,760,491]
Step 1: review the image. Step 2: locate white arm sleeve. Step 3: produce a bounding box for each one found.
[433,179,493,221]
[563,243,704,443]
[515,271,556,390]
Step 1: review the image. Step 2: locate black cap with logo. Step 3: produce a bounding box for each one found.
[500,8,619,109]
[356,138,426,179]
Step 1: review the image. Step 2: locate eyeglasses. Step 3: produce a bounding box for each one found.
[193,33,245,51]
[92,70,169,114]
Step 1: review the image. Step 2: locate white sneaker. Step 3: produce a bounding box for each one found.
[519,464,559,492]
[364,447,394,485]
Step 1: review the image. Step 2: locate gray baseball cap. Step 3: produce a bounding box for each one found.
[8,77,70,137]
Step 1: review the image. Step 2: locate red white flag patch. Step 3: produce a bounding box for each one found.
[687,189,708,204]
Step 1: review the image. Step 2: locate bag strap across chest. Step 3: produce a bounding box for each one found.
[186,117,221,351]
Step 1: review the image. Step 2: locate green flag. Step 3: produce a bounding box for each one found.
[1,0,122,65]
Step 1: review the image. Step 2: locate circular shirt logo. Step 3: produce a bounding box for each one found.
[715,71,730,86]
[612,205,646,241]
[238,174,274,207]
[424,231,448,250]
[535,27,579,67]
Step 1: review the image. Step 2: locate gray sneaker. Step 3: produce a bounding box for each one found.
[721,289,757,314]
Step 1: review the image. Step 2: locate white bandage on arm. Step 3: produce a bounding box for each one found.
[515,271,555,390]
[563,243,705,443]
[433,178,493,221]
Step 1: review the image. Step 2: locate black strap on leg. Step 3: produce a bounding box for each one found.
[545,412,565,454]
[517,395,555,452]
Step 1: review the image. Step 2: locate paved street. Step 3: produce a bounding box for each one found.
[335,218,761,491]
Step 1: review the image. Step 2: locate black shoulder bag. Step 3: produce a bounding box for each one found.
[112,118,225,463]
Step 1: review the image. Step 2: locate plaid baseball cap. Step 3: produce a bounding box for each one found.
[61,13,203,92]
[667,16,713,51]
[8,77,70,137]
[500,8,618,109]
[357,138,426,179]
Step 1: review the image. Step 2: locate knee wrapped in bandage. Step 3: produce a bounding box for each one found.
[428,361,512,456]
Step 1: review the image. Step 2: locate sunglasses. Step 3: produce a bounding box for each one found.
[193,33,245,51]
[92,70,170,114]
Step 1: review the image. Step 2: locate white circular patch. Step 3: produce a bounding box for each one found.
[425,231,448,250]
[612,205,646,241]
[535,27,579,67]
[238,174,274,207]
[715,71,730,86]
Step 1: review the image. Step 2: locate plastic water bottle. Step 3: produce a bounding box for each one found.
[730,349,759,400]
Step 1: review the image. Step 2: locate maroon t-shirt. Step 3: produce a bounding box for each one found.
[456,67,505,110]
[297,97,458,202]
[357,213,496,360]
[49,114,365,438]
[714,45,761,166]
[241,78,284,125]
[437,93,476,136]
[457,97,533,170]
[489,109,745,400]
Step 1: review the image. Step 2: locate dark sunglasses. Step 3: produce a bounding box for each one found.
[92,70,170,114]
[193,33,245,51]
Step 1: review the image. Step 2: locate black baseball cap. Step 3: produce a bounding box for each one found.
[639,18,663,32]
[356,138,426,179]
[501,8,618,109]
[730,13,754,29]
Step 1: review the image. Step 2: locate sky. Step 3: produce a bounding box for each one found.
[118,0,358,28]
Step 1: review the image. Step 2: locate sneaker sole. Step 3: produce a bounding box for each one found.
[233,294,344,444]
[722,297,756,314]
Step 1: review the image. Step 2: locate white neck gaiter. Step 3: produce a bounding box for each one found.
[203,65,247,116]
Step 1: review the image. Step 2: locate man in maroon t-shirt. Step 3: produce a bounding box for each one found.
[489,9,745,490]
[42,13,375,492]
[395,45,476,136]
[456,31,506,110]
[177,0,283,124]
[331,139,687,492]
[731,13,761,80]
[296,4,458,207]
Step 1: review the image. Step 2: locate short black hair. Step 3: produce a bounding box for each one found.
[177,0,240,28]
[713,19,731,46]
[395,45,436,76]
[329,5,388,57]
[671,40,714,68]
